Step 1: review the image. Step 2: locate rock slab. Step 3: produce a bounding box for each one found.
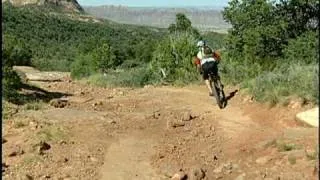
[296,107,319,127]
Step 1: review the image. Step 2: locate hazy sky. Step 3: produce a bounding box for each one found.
[78,0,230,7]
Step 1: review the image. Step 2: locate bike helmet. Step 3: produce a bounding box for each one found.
[197,40,205,48]
[204,46,212,55]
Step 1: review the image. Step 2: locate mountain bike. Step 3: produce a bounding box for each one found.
[209,73,226,109]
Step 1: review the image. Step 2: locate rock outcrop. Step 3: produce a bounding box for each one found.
[2,0,84,13]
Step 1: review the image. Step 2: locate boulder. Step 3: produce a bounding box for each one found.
[296,107,319,127]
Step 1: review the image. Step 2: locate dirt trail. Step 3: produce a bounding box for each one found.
[2,70,319,180]
[101,132,163,180]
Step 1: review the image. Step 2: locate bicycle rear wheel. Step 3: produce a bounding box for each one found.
[211,79,224,109]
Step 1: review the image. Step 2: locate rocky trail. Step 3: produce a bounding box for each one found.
[2,67,319,180]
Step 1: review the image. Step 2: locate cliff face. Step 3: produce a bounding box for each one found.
[2,0,84,13]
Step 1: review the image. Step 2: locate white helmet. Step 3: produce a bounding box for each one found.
[197,40,205,47]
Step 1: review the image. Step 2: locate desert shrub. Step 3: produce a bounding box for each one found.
[70,54,95,79]
[2,66,22,100]
[2,34,32,101]
[87,66,153,88]
[32,57,72,72]
[91,43,117,73]
[2,34,32,67]
[283,30,319,64]
[150,33,199,84]
[221,0,319,104]
[246,63,318,103]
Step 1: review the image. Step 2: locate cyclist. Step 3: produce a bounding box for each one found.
[194,40,221,96]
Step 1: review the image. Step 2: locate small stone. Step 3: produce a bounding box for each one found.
[181,112,193,121]
[35,141,51,155]
[59,140,67,145]
[107,95,114,99]
[189,167,205,180]
[49,99,68,108]
[256,156,273,165]
[24,174,33,180]
[2,163,9,173]
[209,125,215,131]
[289,101,301,109]
[224,162,233,170]
[2,138,7,144]
[171,171,187,180]
[43,175,51,179]
[213,165,224,174]
[233,164,240,170]
[108,120,116,124]
[153,111,161,119]
[167,119,185,128]
[29,121,38,130]
[235,173,246,180]
[144,85,154,89]
[8,146,25,157]
[90,157,98,162]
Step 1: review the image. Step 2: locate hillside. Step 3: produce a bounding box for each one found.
[2,0,84,13]
[2,3,166,72]
[83,5,231,33]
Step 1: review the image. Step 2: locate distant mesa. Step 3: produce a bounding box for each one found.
[2,0,84,13]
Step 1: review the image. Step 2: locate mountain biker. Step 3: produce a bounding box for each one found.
[194,40,221,96]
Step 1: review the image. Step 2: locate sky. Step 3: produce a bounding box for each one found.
[77,0,230,7]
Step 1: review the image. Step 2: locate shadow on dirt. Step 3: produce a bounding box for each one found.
[222,89,239,108]
[7,83,72,105]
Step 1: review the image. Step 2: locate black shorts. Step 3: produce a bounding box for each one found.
[201,61,218,80]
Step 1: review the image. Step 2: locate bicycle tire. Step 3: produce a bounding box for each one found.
[212,82,223,109]
[211,79,224,109]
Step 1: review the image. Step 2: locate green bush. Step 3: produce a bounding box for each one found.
[92,43,117,73]
[201,32,226,50]
[246,63,318,103]
[134,39,157,63]
[70,54,96,79]
[2,34,32,67]
[2,66,22,100]
[150,33,199,84]
[283,30,319,64]
[2,34,32,101]
[32,57,72,72]
[220,0,319,105]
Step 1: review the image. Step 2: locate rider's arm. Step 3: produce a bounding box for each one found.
[194,57,202,73]
[213,51,221,63]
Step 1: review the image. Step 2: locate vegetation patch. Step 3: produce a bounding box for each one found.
[288,155,297,165]
[23,101,47,111]
[221,0,318,105]
[13,120,27,129]
[36,125,67,142]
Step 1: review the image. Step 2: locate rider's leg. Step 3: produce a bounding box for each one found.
[202,63,214,96]
[205,79,213,95]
